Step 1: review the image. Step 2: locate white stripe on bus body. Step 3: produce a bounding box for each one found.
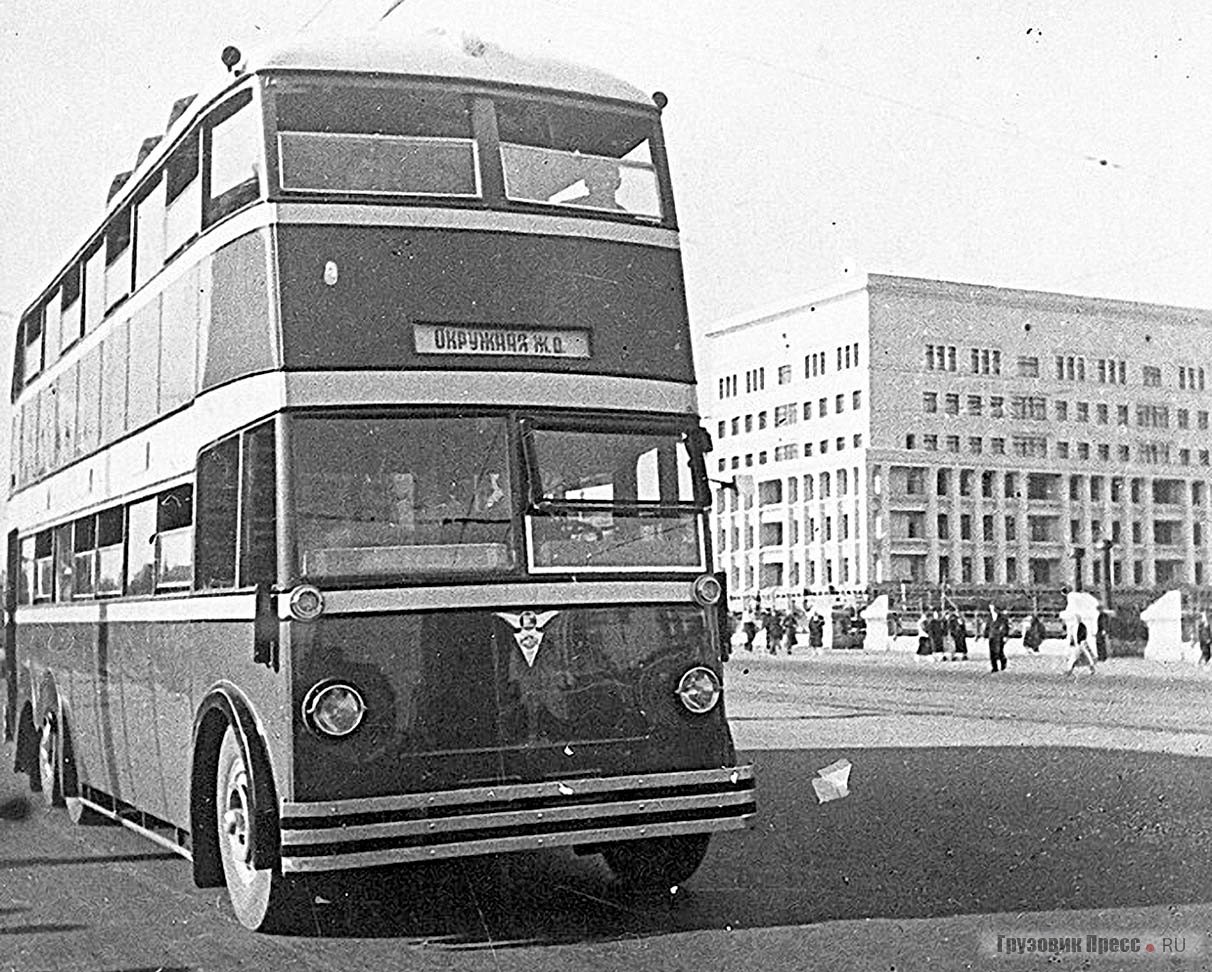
[16,579,699,624]
[274,202,681,250]
[304,579,700,618]
[280,816,753,874]
[280,789,756,846]
[282,370,697,414]
[15,591,259,625]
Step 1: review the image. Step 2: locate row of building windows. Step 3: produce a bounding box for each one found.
[716,390,863,439]
[720,510,859,552]
[887,554,1196,588]
[923,345,1202,389]
[887,509,1195,545]
[925,344,1002,375]
[718,433,865,471]
[904,431,1210,466]
[725,558,857,593]
[921,391,1210,429]
[716,467,863,513]
[886,467,1208,507]
[717,343,861,400]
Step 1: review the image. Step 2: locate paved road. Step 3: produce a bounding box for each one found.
[2,651,1211,971]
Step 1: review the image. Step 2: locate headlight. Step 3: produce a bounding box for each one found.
[288,584,324,621]
[692,574,722,606]
[303,682,366,737]
[675,666,721,714]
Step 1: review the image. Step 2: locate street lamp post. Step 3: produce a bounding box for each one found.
[1100,540,1114,610]
[1073,546,1085,592]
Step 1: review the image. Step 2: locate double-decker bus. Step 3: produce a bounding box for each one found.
[6,29,754,930]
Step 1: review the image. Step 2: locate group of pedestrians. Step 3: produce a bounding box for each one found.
[914,608,970,661]
[738,605,827,654]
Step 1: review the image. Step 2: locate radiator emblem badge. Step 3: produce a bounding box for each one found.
[494,610,560,667]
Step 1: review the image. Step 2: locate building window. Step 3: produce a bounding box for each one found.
[923,392,938,413]
[1017,355,1039,378]
[968,436,982,454]
[802,401,812,420]
[967,395,982,416]
[778,364,792,385]
[923,434,938,451]
[1143,365,1162,387]
[852,390,862,410]
[989,397,1004,418]
[944,393,960,415]
[1096,403,1108,425]
[1075,402,1089,422]
[1117,404,1129,426]
[990,437,1005,455]
[1056,441,1070,458]
[1054,400,1068,421]
[835,393,845,413]
[853,433,863,448]
[945,435,959,453]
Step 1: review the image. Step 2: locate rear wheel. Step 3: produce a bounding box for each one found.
[602,833,711,889]
[216,726,301,931]
[37,713,64,807]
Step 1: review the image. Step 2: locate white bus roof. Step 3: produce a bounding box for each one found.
[251,29,654,106]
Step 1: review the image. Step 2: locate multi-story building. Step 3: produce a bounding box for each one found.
[703,273,1212,608]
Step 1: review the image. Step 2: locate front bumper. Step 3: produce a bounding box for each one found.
[279,764,756,873]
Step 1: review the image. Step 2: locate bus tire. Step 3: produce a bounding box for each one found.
[37,711,64,807]
[216,726,301,931]
[602,833,711,889]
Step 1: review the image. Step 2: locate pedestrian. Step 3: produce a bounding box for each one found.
[807,610,825,652]
[1064,617,1097,675]
[764,611,782,656]
[1095,609,1111,662]
[782,611,799,655]
[1197,610,1211,666]
[916,611,932,656]
[983,603,1009,672]
[1022,613,1044,653]
[741,604,757,652]
[928,610,946,657]
[948,611,968,660]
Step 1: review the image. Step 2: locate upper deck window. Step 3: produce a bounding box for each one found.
[274,82,478,197]
[496,98,662,220]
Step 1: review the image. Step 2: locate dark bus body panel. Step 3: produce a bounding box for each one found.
[289,604,735,803]
[275,225,695,382]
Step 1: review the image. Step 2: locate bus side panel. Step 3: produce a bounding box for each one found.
[20,616,291,834]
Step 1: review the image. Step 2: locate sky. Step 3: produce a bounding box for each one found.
[3,0,1212,334]
[1,0,1211,502]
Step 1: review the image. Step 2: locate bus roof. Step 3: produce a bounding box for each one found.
[251,29,654,107]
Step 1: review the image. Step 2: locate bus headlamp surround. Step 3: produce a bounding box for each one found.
[303,681,366,738]
[692,573,722,606]
[288,584,324,621]
[676,666,721,714]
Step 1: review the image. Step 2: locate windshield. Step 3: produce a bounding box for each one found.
[291,416,516,579]
[496,98,663,220]
[525,425,704,572]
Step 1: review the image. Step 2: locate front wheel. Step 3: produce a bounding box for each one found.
[602,834,711,889]
[216,726,302,931]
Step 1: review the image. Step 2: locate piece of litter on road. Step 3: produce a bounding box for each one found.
[812,758,852,803]
[564,745,574,756]
[557,782,574,795]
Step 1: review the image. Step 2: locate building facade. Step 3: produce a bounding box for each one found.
[703,273,1212,608]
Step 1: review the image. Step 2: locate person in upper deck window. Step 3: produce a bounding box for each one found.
[567,158,624,211]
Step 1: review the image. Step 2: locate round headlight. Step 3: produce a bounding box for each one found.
[303,682,366,737]
[288,585,324,622]
[692,574,723,606]
[675,666,721,714]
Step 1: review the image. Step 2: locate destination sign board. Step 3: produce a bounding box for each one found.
[414,323,591,359]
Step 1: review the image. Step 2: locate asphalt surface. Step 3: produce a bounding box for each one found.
[2,650,1212,971]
